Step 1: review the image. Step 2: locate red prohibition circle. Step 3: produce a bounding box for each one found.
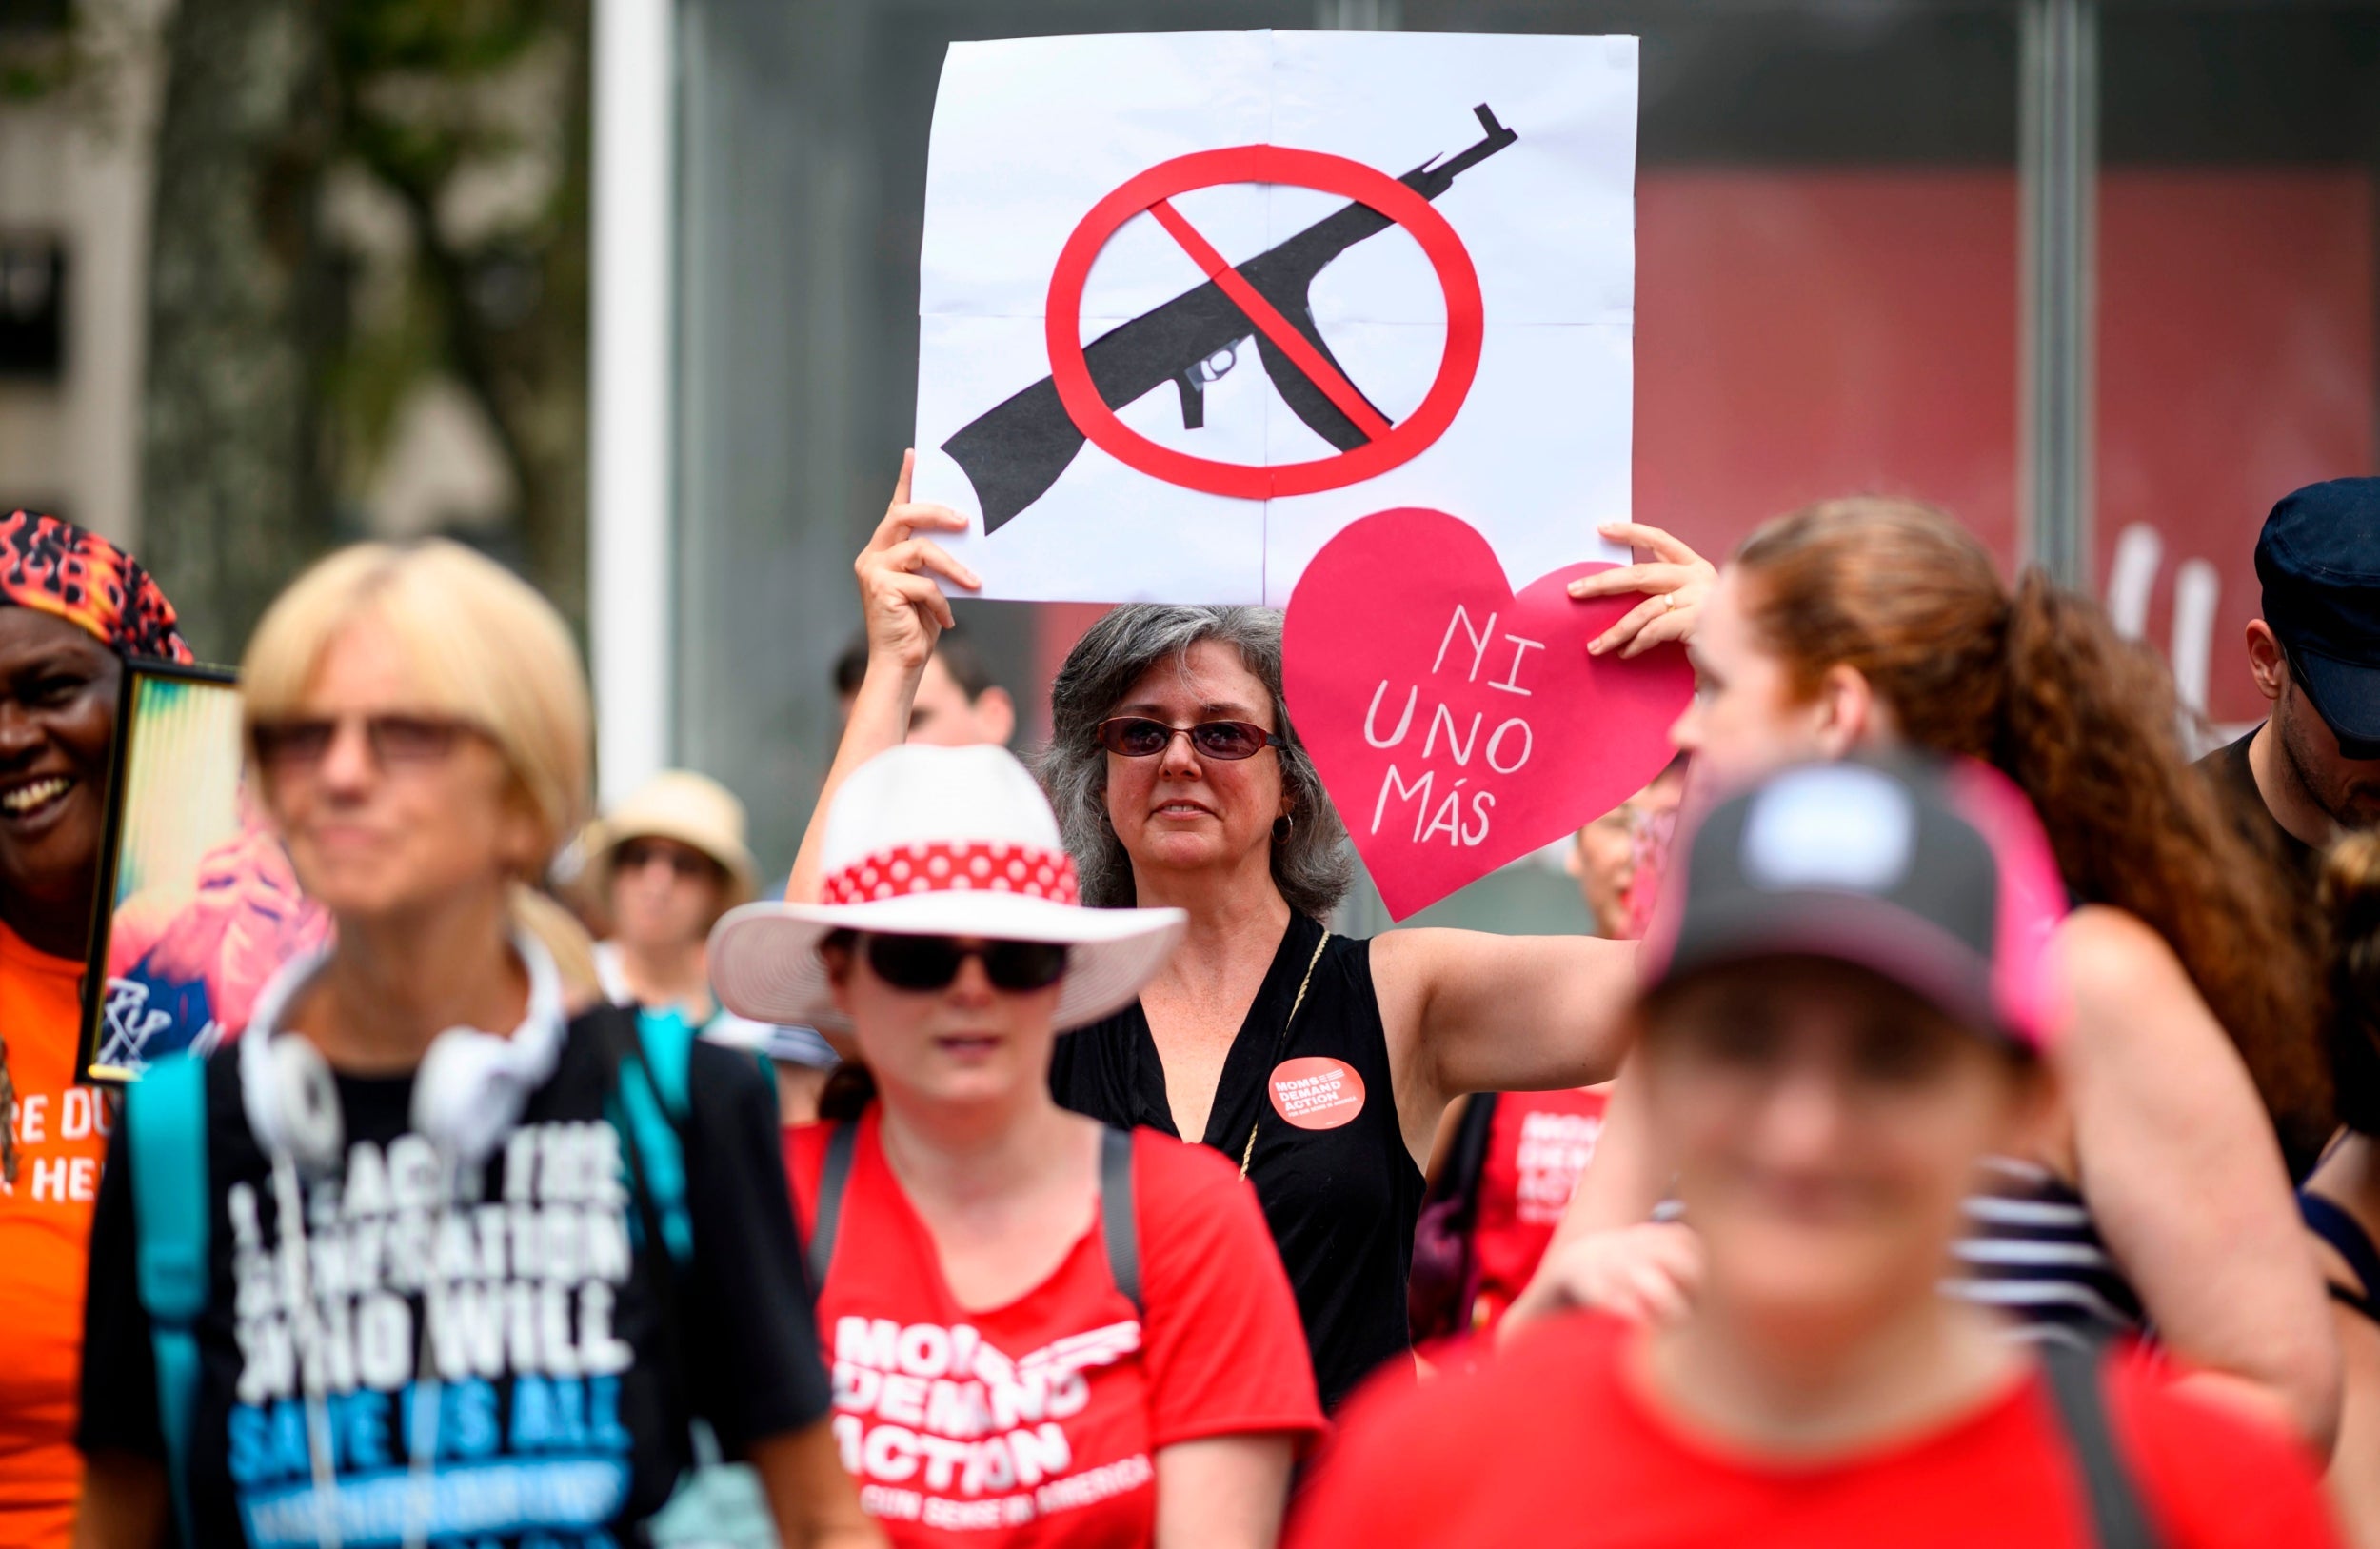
[1044,145,1484,501]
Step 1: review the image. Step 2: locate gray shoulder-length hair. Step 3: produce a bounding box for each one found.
[1038,605,1354,919]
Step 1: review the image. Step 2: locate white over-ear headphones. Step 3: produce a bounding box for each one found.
[239,928,568,1172]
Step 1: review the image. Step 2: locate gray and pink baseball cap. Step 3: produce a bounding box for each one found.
[1642,758,2067,1054]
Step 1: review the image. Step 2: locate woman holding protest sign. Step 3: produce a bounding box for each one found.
[1511,497,2340,1452]
[796,457,1651,1414]
[1291,758,2339,1549]
[0,511,192,1549]
[709,742,1327,1546]
[72,540,873,1549]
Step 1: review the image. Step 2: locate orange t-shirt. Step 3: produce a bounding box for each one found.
[0,920,109,1548]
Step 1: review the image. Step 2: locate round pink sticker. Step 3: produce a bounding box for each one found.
[1268,1056,1367,1131]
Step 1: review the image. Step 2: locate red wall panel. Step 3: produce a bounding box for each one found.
[1037,167,2376,738]
[2097,169,2375,727]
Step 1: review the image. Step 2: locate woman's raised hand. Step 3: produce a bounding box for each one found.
[855,449,981,678]
[1500,1221,1705,1337]
[789,453,983,904]
[1572,522,1716,659]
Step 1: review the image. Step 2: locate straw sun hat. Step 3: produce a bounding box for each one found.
[583,769,760,907]
[709,745,1183,1034]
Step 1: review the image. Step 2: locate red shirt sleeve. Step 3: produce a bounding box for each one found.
[2108,1351,2345,1549]
[1132,1130,1329,1452]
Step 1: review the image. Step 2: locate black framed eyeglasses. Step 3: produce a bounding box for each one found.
[1094,717,1283,762]
[860,934,1071,993]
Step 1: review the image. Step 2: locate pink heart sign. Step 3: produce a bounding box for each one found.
[1283,507,1693,921]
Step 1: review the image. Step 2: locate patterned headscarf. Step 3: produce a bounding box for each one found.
[0,509,193,663]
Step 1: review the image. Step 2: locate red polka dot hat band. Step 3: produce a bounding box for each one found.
[708,744,1181,1035]
[819,839,1081,906]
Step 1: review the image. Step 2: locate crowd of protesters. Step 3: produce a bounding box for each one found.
[3,469,2379,1546]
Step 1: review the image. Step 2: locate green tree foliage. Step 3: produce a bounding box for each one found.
[139,0,588,658]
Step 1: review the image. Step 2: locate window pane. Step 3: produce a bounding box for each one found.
[2095,6,2380,738]
[1361,4,2021,931]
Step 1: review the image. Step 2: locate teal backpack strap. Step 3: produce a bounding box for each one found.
[125,1053,210,1548]
[806,1121,859,1290]
[610,1006,696,1266]
[1099,1126,1141,1316]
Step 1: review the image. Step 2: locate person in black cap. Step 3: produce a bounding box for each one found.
[2201,477,2380,885]
[1290,758,2342,1549]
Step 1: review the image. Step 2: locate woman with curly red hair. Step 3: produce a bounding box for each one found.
[1515,499,2339,1453]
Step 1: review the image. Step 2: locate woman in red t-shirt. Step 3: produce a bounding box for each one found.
[711,741,1327,1549]
[1294,759,2341,1549]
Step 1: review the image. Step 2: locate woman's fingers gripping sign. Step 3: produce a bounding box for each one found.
[1573,522,1718,659]
[856,449,982,673]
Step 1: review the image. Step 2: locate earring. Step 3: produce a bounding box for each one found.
[1273,812,1296,841]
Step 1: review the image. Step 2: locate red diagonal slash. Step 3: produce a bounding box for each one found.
[1146,197,1394,443]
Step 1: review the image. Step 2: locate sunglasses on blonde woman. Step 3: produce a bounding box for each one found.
[1095,717,1283,761]
[251,714,479,775]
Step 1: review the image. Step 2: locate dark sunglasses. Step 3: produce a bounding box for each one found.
[615,841,721,883]
[251,713,477,774]
[860,934,1070,993]
[1095,717,1282,762]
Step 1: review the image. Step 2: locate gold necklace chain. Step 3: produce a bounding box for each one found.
[1240,931,1331,1178]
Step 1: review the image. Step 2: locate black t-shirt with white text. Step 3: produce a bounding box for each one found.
[77,1008,830,1548]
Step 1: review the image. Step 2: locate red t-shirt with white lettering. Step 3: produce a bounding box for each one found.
[1467,1088,1606,1331]
[787,1110,1325,1547]
[1292,1313,2340,1549]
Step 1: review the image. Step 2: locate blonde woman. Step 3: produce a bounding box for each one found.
[72,541,876,1549]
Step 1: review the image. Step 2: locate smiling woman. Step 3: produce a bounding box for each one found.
[0,510,190,1549]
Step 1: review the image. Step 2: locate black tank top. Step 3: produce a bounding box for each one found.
[1048,911,1423,1412]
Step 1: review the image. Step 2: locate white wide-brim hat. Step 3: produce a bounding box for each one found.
[709,744,1183,1034]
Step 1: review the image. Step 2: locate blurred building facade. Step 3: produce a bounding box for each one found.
[0,0,158,544]
[0,0,585,666]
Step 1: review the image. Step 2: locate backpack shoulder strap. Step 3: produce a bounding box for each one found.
[1431,1090,1500,1221]
[1100,1125,1141,1317]
[635,1003,698,1121]
[604,1006,695,1266]
[2039,1339,2160,1549]
[806,1119,859,1290]
[2303,1193,2380,1321]
[125,1052,210,1549]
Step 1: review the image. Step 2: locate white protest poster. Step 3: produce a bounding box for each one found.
[912,30,1637,605]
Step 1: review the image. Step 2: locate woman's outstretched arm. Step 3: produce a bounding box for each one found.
[1371,927,1640,1166]
[1155,1434,1298,1549]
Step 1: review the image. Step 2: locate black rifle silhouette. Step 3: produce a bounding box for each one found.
[944,105,1517,534]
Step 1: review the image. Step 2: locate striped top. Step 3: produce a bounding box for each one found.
[1946,1156,2146,1344]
